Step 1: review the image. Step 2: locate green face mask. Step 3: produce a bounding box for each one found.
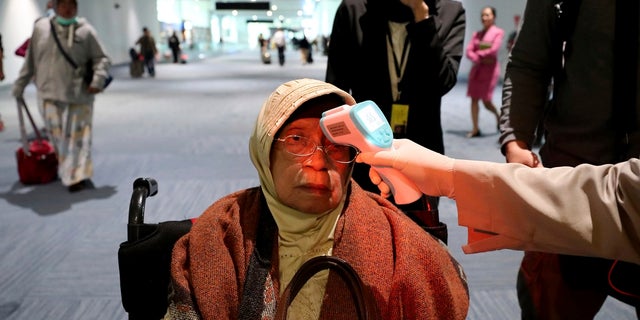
[55,16,78,26]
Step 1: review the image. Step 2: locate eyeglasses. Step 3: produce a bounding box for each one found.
[275,135,359,164]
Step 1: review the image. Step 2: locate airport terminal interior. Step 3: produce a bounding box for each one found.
[0,0,638,319]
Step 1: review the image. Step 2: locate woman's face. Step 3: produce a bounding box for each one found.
[481,7,495,29]
[270,117,352,214]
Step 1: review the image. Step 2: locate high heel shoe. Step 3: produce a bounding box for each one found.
[466,130,481,138]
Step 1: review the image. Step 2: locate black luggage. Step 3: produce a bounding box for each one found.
[261,51,271,64]
[129,48,144,78]
[130,60,143,78]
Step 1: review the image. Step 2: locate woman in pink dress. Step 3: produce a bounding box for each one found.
[465,6,504,138]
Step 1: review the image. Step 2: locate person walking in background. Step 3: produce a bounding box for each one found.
[506,14,521,53]
[257,33,272,64]
[321,35,329,56]
[271,27,286,66]
[136,27,158,77]
[168,31,181,64]
[325,0,465,230]
[45,1,55,17]
[0,33,5,131]
[465,6,503,138]
[12,0,111,192]
[298,34,312,64]
[257,33,267,52]
[0,33,5,82]
[500,0,640,318]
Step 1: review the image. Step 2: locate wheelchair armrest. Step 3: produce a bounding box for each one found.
[119,219,193,320]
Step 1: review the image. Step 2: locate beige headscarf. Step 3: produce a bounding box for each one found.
[249,78,356,317]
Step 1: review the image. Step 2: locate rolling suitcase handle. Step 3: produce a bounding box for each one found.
[16,97,46,156]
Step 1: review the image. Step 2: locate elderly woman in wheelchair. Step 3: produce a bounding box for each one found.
[164,79,469,319]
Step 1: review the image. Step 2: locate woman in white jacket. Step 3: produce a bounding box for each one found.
[12,0,111,192]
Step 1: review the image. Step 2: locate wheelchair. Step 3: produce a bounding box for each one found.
[118,177,193,320]
[117,177,379,319]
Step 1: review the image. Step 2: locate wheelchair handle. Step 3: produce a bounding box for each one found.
[128,177,158,225]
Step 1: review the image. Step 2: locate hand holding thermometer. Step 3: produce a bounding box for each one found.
[320,100,422,204]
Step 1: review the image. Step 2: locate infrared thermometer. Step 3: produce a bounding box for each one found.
[320,100,422,204]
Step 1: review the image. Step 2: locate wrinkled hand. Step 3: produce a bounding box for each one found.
[504,140,542,168]
[356,139,456,199]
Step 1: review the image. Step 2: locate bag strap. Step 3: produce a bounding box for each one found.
[275,256,380,320]
[50,19,78,69]
[16,98,45,156]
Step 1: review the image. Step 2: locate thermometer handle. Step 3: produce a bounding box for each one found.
[373,166,423,204]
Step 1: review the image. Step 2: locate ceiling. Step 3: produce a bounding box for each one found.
[213,0,341,28]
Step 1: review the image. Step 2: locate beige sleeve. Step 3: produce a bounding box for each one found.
[452,158,640,265]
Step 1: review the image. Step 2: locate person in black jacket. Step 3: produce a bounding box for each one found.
[168,31,181,63]
[325,0,465,222]
[135,27,158,76]
[499,0,640,318]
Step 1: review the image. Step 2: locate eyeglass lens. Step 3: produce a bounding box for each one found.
[280,135,357,163]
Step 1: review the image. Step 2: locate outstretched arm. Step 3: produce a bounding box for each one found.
[357,139,640,264]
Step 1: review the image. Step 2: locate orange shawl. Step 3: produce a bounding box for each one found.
[166,183,469,319]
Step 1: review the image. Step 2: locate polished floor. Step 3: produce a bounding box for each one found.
[0,49,635,319]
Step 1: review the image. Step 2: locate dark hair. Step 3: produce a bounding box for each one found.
[54,0,77,6]
[484,6,497,19]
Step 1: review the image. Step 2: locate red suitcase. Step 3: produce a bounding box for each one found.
[16,98,58,184]
[16,138,58,185]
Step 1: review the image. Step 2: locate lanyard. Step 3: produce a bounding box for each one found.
[386,25,410,80]
[387,23,410,101]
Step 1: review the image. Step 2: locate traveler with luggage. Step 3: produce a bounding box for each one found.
[135,27,158,77]
[12,0,111,192]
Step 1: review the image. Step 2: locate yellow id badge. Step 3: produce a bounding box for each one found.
[390,104,409,135]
